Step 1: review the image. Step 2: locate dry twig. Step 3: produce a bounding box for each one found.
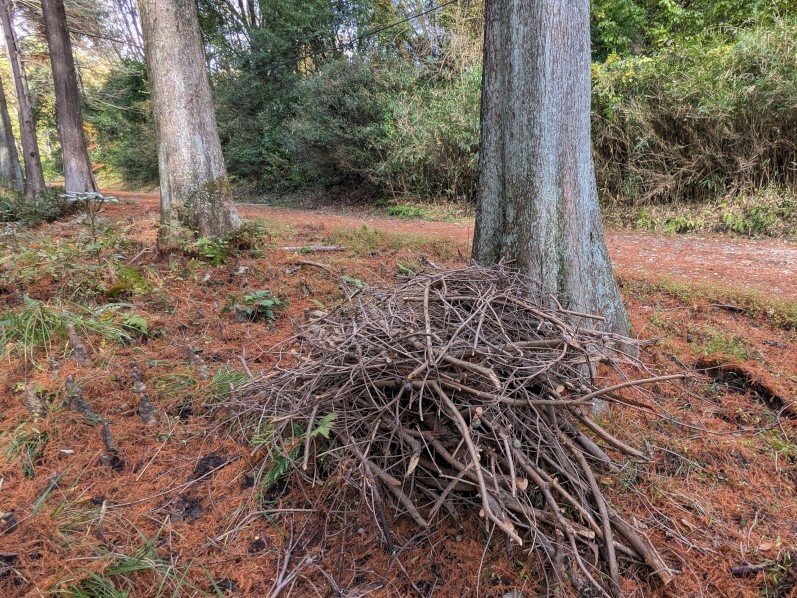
[187,346,210,380]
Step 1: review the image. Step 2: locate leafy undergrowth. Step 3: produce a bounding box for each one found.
[0,199,795,597]
[612,187,797,240]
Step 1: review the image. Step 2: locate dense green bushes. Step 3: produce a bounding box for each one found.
[0,190,70,226]
[210,0,366,192]
[286,59,388,190]
[368,60,480,202]
[286,57,480,201]
[226,18,797,212]
[590,0,791,58]
[592,20,797,206]
[619,187,797,238]
[214,49,480,202]
[84,61,159,186]
[79,4,797,224]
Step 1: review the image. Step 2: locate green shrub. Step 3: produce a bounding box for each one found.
[84,61,158,186]
[216,43,481,202]
[718,189,796,236]
[227,220,268,251]
[284,54,481,202]
[120,313,151,337]
[211,0,351,191]
[371,60,481,202]
[623,187,797,237]
[0,190,70,226]
[386,204,427,219]
[593,20,797,207]
[106,265,151,300]
[287,58,389,190]
[189,237,229,266]
[662,215,704,234]
[236,290,287,322]
[591,0,792,59]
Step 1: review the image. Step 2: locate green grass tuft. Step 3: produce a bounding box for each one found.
[626,276,797,330]
[2,423,49,479]
[0,296,139,364]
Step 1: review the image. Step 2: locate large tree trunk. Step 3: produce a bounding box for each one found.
[41,0,99,194]
[0,0,46,197]
[472,0,630,337]
[138,0,241,249]
[0,73,24,192]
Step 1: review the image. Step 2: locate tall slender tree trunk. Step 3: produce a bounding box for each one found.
[41,0,98,194]
[138,0,241,249]
[0,73,24,192]
[0,0,46,197]
[472,0,630,337]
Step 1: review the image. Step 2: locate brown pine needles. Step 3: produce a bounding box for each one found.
[224,265,680,596]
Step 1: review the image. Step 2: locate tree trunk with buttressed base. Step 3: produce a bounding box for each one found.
[472,0,631,339]
[138,0,241,249]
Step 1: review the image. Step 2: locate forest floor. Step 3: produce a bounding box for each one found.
[0,191,796,597]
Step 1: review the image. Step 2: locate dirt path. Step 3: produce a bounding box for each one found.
[110,191,797,300]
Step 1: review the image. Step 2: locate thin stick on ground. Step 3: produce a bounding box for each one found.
[281,245,346,253]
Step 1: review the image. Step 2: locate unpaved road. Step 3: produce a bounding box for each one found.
[112,191,797,300]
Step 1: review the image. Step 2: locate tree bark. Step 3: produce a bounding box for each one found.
[0,0,46,197]
[472,0,630,337]
[0,73,23,192]
[41,0,99,194]
[138,0,241,249]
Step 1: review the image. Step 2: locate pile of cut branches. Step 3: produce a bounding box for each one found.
[226,265,678,596]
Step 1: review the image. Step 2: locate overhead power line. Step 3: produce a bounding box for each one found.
[260,0,463,72]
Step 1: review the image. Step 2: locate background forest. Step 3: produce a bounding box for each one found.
[3,0,797,235]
